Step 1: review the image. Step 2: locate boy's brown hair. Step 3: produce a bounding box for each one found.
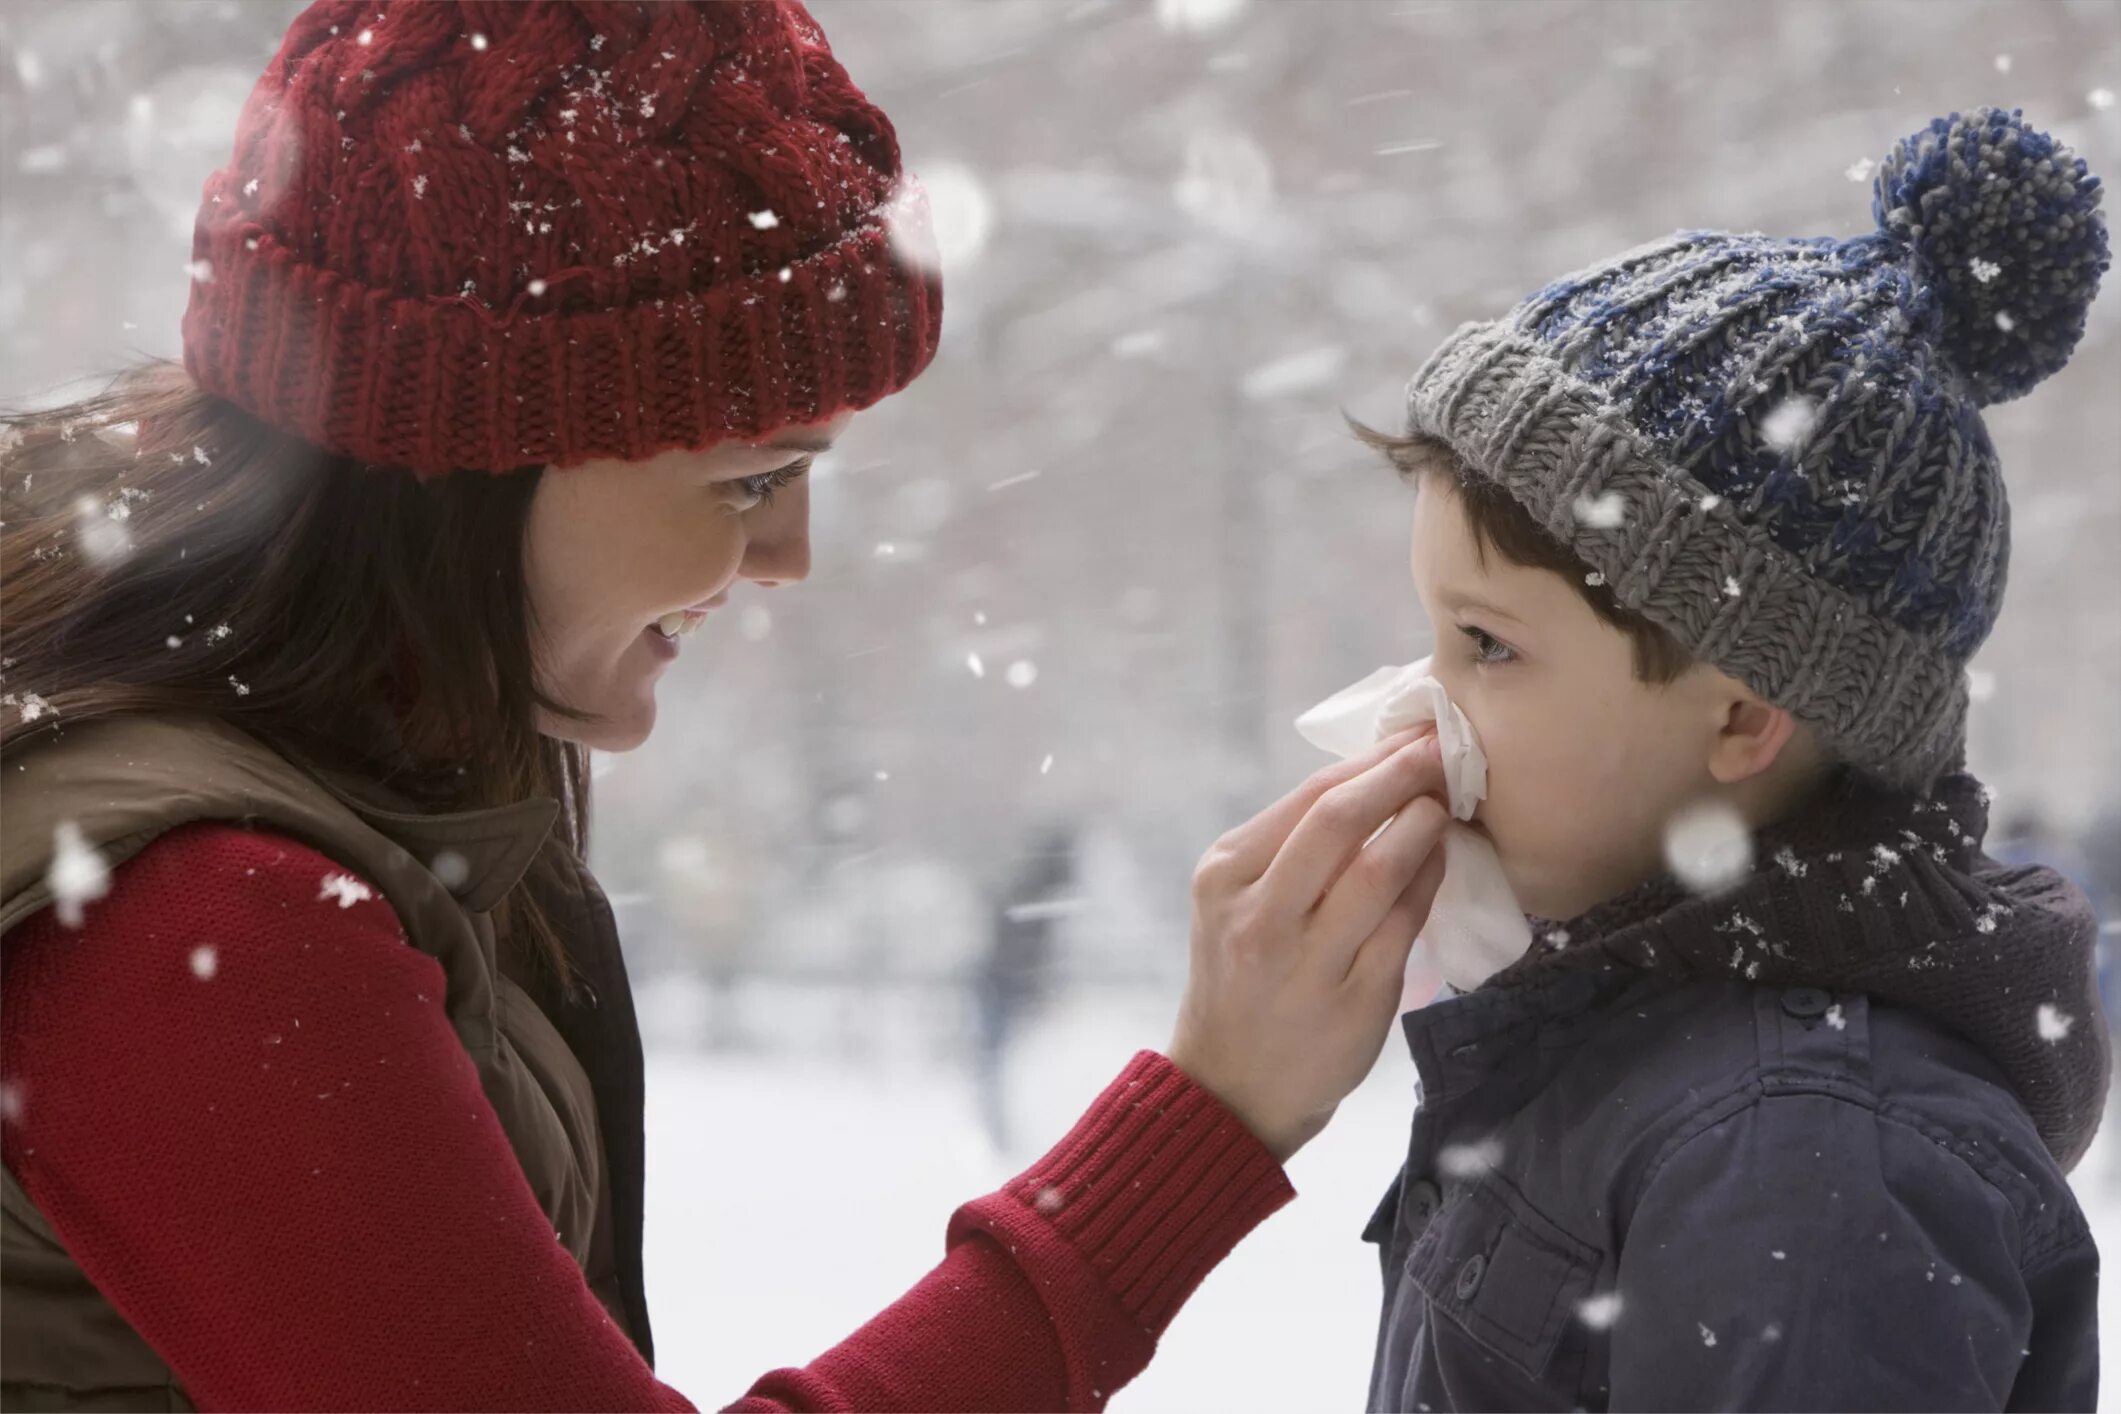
[1352,420,1693,685]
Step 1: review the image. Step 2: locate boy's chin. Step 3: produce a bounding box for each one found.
[1510,873,1609,926]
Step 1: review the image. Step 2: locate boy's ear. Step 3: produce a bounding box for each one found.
[1707,688,1801,786]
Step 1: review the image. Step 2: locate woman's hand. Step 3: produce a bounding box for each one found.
[1167,727,1450,1163]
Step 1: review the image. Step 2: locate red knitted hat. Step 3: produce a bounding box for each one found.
[180,0,942,479]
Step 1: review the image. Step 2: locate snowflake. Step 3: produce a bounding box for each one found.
[1969,257,2002,285]
[1584,571,1607,587]
[1759,394,1817,451]
[1040,753,1055,775]
[2091,88,2116,111]
[1698,1322,1718,1348]
[2037,1004,2074,1042]
[1995,311,2016,333]
[1723,576,1743,598]
[749,209,780,230]
[1438,1136,1504,1179]
[185,258,214,283]
[1825,1003,1846,1031]
[1664,801,1753,893]
[966,651,985,679]
[411,174,427,198]
[1845,156,1877,183]
[14,690,52,724]
[318,873,375,909]
[1572,491,1627,529]
[46,820,111,928]
[1576,1291,1625,1330]
[1699,493,1722,512]
[1772,846,1808,877]
[189,945,218,980]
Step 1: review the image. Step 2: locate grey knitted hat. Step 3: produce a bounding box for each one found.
[1405,107,2108,790]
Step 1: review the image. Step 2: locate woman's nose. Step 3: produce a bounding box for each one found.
[739,485,812,587]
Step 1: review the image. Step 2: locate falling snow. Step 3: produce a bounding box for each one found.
[45,820,112,928]
[1572,491,1627,529]
[1664,800,1753,894]
[1759,394,1818,451]
[2038,1004,2075,1043]
[319,873,375,909]
[1437,1136,1504,1179]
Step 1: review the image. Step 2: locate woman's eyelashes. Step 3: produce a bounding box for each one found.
[726,457,813,507]
[1459,623,1517,665]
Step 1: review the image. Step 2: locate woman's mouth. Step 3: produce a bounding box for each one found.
[643,609,709,659]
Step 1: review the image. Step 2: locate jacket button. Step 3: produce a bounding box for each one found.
[1408,1179,1442,1230]
[1455,1253,1486,1300]
[1782,986,1832,1019]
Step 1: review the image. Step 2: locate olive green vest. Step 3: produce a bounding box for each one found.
[0,713,655,1410]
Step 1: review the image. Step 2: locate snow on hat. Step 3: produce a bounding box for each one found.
[1403,107,2108,790]
[180,0,941,479]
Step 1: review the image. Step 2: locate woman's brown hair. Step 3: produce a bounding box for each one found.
[1,359,594,995]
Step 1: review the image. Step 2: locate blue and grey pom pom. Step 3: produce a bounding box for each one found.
[1872,106,2109,407]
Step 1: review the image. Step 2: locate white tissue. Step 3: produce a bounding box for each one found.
[1295,657,1532,1008]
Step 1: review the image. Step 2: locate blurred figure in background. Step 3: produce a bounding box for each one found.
[974,822,1077,1152]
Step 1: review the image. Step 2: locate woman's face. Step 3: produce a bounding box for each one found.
[523,414,850,752]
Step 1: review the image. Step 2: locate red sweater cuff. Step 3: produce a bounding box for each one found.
[964,1051,1294,1334]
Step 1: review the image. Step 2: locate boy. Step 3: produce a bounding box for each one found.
[1357,107,2110,1411]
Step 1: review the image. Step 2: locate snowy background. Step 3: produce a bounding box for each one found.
[5,0,2120,1407]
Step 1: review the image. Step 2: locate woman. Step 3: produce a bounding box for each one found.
[0,3,1450,1409]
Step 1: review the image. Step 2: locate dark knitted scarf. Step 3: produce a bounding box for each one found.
[1487,769,2109,1170]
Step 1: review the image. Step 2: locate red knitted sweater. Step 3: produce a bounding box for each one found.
[1,821,1293,1411]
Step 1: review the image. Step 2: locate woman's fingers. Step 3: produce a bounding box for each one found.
[1347,845,1449,995]
[1308,790,1452,980]
[1257,733,1446,914]
[1201,726,1431,887]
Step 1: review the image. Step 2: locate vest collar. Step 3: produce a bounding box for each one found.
[300,765,561,913]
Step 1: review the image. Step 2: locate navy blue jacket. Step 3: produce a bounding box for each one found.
[1365,771,2107,1412]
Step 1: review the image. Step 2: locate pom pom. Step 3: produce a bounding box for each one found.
[1871,107,2109,406]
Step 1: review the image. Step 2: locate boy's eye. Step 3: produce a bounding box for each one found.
[1459,624,1516,665]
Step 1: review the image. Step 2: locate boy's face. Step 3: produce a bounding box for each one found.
[1408,480,1731,922]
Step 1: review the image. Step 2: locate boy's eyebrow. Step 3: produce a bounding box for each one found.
[1438,589,1526,626]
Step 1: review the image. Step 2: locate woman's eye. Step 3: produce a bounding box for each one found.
[729,458,812,506]
[1459,624,1516,665]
